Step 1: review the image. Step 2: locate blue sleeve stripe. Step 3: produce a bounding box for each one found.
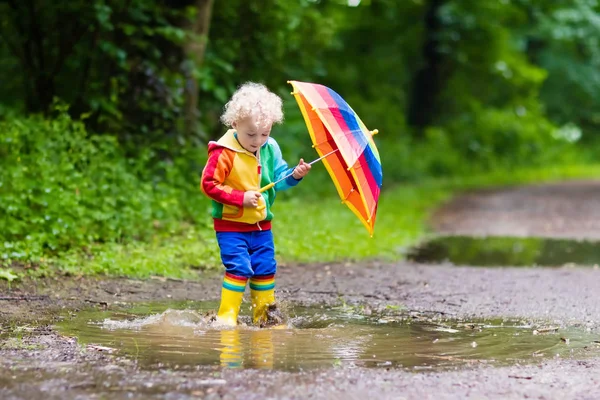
[269,138,301,192]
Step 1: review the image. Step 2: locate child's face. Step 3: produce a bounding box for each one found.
[233,118,272,153]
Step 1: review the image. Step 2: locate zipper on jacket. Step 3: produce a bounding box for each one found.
[256,151,262,184]
[255,149,266,223]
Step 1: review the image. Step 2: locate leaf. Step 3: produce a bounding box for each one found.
[0,268,18,282]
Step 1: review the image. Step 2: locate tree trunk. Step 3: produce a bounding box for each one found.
[407,0,446,131]
[182,0,214,142]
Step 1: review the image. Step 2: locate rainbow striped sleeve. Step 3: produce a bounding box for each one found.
[201,144,245,207]
[270,138,301,192]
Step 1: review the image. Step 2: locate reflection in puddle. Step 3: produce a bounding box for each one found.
[56,301,599,371]
[407,236,600,267]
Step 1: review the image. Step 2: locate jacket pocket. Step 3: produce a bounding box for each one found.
[222,204,244,219]
[221,203,267,223]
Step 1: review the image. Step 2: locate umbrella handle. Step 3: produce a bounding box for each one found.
[258,182,275,194]
[258,149,339,193]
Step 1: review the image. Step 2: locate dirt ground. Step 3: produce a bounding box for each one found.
[431,179,600,240]
[2,180,600,400]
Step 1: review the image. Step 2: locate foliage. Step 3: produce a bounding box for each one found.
[526,0,600,137]
[288,0,581,184]
[0,108,211,265]
[1,0,600,279]
[0,268,19,283]
[432,1,543,115]
[2,107,600,278]
[315,0,424,141]
[0,0,195,149]
[426,105,578,173]
[198,0,340,138]
[1,0,596,154]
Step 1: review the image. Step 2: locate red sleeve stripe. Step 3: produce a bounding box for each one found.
[201,147,244,207]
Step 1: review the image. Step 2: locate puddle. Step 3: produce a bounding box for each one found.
[56,301,600,371]
[407,236,600,267]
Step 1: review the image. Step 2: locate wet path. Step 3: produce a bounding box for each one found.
[407,235,600,267]
[3,259,600,399]
[3,179,600,399]
[431,180,600,239]
[277,261,600,331]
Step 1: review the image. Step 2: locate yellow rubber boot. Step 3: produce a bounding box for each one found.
[250,287,276,326]
[250,274,275,326]
[216,273,247,326]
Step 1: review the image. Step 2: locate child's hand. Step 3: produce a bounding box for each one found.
[243,191,262,208]
[292,159,311,179]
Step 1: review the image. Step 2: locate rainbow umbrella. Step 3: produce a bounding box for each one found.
[262,80,382,236]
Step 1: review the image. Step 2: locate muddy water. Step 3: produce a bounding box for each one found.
[407,236,600,267]
[55,301,598,372]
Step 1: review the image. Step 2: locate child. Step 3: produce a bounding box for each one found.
[201,82,311,327]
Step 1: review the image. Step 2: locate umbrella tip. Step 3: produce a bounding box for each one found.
[371,129,379,136]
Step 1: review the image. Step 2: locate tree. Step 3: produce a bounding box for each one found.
[407,0,448,129]
[180,0,214,141]
[0,0,214,149]
[0,0,95,113]
[198,0,339,139]
[521,0,600,138]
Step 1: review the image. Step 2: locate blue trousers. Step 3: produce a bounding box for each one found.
[216,230,277,278]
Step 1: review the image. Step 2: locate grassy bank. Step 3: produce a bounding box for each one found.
[6,163,592,282]
[277,163,600,263]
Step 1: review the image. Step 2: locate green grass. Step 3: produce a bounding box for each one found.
[43,225,223,279]
[274,183,447,262]
[10,163,600,280]
[275,163,600,263]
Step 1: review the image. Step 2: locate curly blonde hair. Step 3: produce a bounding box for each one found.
[220,82,284,128]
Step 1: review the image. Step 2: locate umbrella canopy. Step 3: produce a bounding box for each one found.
[288,80,382,235]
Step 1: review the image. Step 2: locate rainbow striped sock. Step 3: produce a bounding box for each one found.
[249,274,275,291]
[222,272,248,293]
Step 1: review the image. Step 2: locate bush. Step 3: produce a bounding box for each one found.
[379,105,581,183]
[0,109,211,263]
